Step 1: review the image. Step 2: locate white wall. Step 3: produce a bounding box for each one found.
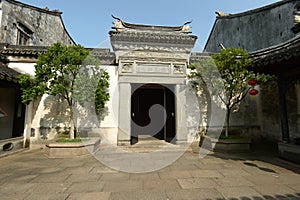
[8,62,35,76]
[98,65,119,144]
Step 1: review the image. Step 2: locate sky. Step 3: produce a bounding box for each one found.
[21,0,279,50]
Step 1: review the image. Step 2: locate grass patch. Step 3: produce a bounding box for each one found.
[55,138,89,143]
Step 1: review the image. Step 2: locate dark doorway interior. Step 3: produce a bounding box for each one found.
[131,84,175,144]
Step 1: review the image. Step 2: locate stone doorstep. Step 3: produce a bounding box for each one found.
[45,138,100,158]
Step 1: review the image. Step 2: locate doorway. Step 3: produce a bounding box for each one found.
[131,84,175,144]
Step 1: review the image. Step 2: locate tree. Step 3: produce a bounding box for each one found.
[18,43,110,139]
[189,48,272,138]
[188,58,216,138]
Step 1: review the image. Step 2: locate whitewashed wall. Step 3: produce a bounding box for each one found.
[97,65,119,144]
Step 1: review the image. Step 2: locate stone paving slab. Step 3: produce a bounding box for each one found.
[158,170,193,179]
[216,186,264,199]
[190,169,224,178]
[177,177,218,189]
[24,193,70,200]
[109,190,168,200]
[66,181,105,193]
[0,147,300,199]
[102,180,143,192]
[166,188,224,200]
[67,192,111,200]
[129,172,160,180]
[214,176,254,187]
[143,179,182,190]
[252,184,296,198]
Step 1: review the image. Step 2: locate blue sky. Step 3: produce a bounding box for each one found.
[21,0,279,50]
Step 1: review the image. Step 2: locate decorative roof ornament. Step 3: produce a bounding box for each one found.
[111,15,192,33]
[112,15,125,31]
[215,11,231,17]
[181,20,192,33]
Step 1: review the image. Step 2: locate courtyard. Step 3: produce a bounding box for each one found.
[0,142,300,200]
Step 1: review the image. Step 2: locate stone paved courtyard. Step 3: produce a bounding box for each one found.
[0,143,300,200]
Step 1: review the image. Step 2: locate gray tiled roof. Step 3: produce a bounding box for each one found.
[0,44,47,56]
[250,34,300,73]
[0,64,19,83]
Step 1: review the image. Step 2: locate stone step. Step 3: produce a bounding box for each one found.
[119,137,189,153]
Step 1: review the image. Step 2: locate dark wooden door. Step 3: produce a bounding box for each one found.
[131,84,175,143]
[165,87,176,142]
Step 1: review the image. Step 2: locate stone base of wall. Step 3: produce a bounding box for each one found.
[0,136,24,156]
[117,140,131,146]
[45,138,100,158]
[278,142,300,164]
[206,137,251,153]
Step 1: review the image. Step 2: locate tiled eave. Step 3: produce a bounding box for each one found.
[0,45,116,65]
[109,31,197,45]
[250,35,300,74]
[0,64,20,83]
[190,52,215,63]
[88,48,116,65]
[0,44,47,57]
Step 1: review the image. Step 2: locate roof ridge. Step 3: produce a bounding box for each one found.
[4,0,62,16]
[111,15,192,34]
[216,0,295,19]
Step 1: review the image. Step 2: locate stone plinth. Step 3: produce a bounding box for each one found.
[208,137,251,152]
[278,142,300,164]
[45,138,100,158]
[0,136,24,156]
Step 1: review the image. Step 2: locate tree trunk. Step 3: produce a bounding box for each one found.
[225,108,231,137]
[198,87,211,137]
[69,105,75,139]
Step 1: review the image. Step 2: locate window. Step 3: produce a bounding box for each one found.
[17,30,30,45]
[16,22,32,46]
[292,3,300,33]
[294,3,300,24]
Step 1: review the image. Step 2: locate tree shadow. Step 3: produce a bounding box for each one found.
[39,95,71,140]
[206,139,300,174]
[74,102,110,138]
[38,95,110,139]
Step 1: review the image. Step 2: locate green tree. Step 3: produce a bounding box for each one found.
[188,58,216,138]
[189,48,272,138]
[18,43,110,139]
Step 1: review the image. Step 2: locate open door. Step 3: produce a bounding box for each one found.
[131,84,175,144]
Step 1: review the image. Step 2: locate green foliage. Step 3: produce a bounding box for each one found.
[18,42,110,113]
[189,48,273,136]
[55,138,90,143]
[73,54,110,114]
[189,57,219,96]
[18,43,110,138]
[95,71,110,113]
[18,73,45,105]
[213,48,253,109]
[189,48,273,110]
[211,48,273,109]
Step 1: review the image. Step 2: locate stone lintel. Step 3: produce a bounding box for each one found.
[118,76,185,85]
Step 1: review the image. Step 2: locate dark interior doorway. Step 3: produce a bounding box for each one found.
[131,84,175,144]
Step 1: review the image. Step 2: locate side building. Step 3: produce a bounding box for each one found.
[204,0,300,162]
[0,0,74,155]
